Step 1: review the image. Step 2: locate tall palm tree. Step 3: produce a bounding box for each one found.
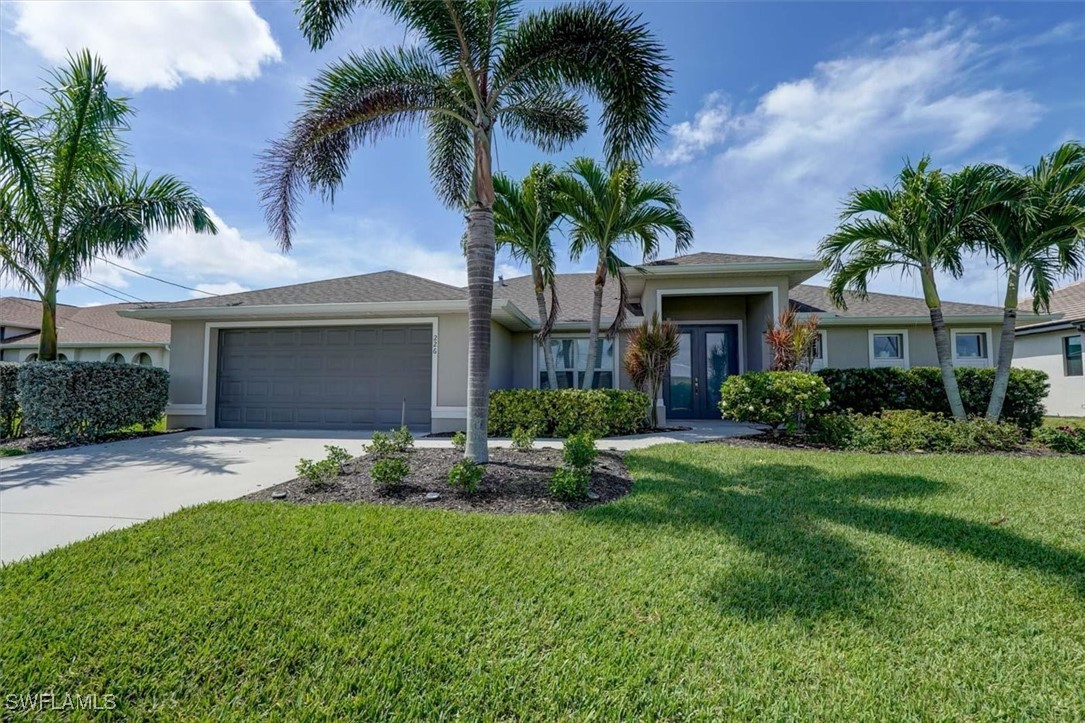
[0,52,215,361]
[555,157,692,389]
[818,158,1017,420]
[259,0,670,462]
[493,163,563,390]
[975,142,1085,421]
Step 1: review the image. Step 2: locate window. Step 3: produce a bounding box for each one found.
[952,329,991,367]
[1065,335,1083,377]
[133,352,153,367]
[56,353,68,361]
[809,331,827,371]
[869,330,908,368]
[537,337,615,389]
[24,353,37,362]
[106,353,126,364]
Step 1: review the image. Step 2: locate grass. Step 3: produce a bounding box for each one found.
[2,445,1083,720]
[1045,415,1085,430]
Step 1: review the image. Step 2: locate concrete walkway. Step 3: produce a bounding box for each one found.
[0,420,756,565]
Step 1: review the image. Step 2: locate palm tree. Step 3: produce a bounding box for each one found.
[818,158,1017,420]
[259,0,670,462]
[975,142,1085,421]
[0,52,215,361]
[555,157,692,390]
[493,163,564,390]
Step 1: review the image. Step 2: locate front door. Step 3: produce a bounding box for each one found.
[665,325,741,419]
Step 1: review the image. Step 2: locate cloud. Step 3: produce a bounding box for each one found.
[11,0,280,92]
[659,92,732,165]
[192,282,251,298]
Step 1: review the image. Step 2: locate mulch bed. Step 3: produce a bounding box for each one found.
[0,429,183,455]
[247,446,633,514]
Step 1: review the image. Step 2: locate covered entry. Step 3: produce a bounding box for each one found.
[665,324,741,419]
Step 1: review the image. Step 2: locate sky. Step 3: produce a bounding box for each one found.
[0,0,1083,308]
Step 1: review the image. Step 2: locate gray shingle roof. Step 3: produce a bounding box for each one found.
[134,270,467,310]
[645,251,816,266]
[789,285,1002,318]
[0,297,170,345]
[1019,279,1085,326]
[494,273,623,325]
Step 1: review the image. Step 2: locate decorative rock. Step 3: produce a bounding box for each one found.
[271,491,287,500]
[424,492,442,501]
[586,491,601,501]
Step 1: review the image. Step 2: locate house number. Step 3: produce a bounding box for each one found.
[432,334,438,355]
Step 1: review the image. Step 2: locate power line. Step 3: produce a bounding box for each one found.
[81,278,147,303]
[77,281,136,304]
[94,256,218,296]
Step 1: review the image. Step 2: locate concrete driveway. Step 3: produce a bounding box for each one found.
[0,420,757,565]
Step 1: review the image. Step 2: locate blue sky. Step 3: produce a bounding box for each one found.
[1,1,1082,307]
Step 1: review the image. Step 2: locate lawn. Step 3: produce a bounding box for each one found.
[2,445,1083,720]
[1046,415,1085,429]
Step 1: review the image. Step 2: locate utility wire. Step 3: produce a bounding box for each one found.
[81,278,147,303]
[94,256,218,296]
[77,281,137,304]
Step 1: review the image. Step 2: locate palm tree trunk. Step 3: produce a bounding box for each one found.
[922,268,966,420]
[986,265,1019,421]
[37,283,59,361]
[532,265,558,390]
[581,251,606,390]
[464,127,495,464]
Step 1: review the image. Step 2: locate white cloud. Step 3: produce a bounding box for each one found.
[192,282,250,298]
[659,92,732,165]
[12,0,280,92]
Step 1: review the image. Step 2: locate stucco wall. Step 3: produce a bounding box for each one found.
[820,324,1003,370]
[1013,330,1085,417]
[0,346,168,365]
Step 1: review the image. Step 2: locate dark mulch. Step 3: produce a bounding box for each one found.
[0,429,185,455]
[247,446,633,514]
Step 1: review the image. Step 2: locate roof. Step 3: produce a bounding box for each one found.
[789,285,1005,320]
[0,297,170,346]
[494,273,624,326]
[134,270,466,311]
[1019,279,1085,329]
[644,251,816,266]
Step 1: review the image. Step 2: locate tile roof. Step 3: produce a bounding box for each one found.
[134,270,467,311]
[0,297,170,345]
[1019,279,1085,326]
[645,251,815,266]
[788,285,1003,318]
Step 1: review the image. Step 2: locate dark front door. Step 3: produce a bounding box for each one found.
[665,325,740,419]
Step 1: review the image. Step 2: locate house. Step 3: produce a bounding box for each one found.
[1012,280,1085,418]
[123,252,1054,432]
[0,297,170,367]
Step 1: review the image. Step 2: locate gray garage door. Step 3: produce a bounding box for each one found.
[215,325,432,430]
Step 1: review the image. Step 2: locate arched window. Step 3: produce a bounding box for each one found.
[56,353,68,361]
[133,352,153,367]
[106,353,125,363]
[24,353,38,362]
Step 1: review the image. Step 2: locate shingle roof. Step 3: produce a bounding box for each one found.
[788,285,1003,318]
[645,251,816,266]
[1019,279,1085,326]
[0,298,170,345]
[494,273,623,325]
[134,270,467,310]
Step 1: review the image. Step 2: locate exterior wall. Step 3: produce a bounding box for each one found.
[0,345,168,366]
[1013,329,1085,417]
[819,324,1002,371]
[489,321,513,390]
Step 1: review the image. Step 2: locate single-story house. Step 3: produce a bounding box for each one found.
[0,297,170,367]
[123,252,1054,432]
[1012,279,1084,418]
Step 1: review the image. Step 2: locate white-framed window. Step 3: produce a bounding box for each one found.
[537,336,616,389]
[1064,334,1083,377]
[810,330,827,371]
[951,329,992,368]
[869,330,909,368]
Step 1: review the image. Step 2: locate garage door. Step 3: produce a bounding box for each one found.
[215,325,432,430]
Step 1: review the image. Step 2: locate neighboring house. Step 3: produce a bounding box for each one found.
[1012,279,1085,418]
[123,252,1053,432]
[0,297,170,367]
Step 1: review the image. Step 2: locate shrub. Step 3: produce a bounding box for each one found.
[451,430,466,452]
[371,457,410,489]
[0,362,22,439]
[295,445,354,487]
[550,432,597,502]
[624,312,679,427]
[816,367,1049,430]
[489,389,649,438]
[16,361,168,440]
[719,371,830,434]
[842,411,1022,453]
[562,431,598,470]
[806,412,859,448]
[1033,425,1085,454]
[447,459,483,493]
[365,428,412,491]
[511,426,535,451]
[323,445,353,473]
[365,427,413,458]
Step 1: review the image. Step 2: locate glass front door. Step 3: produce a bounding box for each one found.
[665,325,740,419]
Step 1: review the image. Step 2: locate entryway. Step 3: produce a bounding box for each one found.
[665,324,740,419]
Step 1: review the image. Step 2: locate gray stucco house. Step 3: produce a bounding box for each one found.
[1012,280,1085,418]
[123,252,1047,432]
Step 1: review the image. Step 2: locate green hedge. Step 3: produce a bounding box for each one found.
[489,389,650,438]
[719,371,831,433]
[0,362,20,439]
[816,367,1049,430]
[808,410,1024,453]
[17,361,169,440]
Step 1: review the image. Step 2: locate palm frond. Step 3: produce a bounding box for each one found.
[498,86,587,153]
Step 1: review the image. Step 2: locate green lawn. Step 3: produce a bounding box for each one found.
[1045,415,1085,430]
[2,445,1083,720]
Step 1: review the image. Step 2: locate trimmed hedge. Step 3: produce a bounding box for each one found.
[0,362,20,439]
[719,371,831,433]
[816,367,1049,430]
[17,361,169,440]
[808,410,1024,453]
[489,389,650,438]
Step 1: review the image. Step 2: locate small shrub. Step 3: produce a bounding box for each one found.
[365,428,413,458]
[719,371,830,434]
[451,431,467,452]
[511,426,535,451]
[549,466,591,502]
[806,412,859,448]
[562,432,597,470]
[371,457,410,489]
[0,362,22,439]
[447,459,483,493]
[295,457,338,486]
[1033,425,1085,454]
[489,389,649,438]
[16,361,169,440]
[845,411,1022,453]
[390,426,414,453]
[323,445,353,473]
